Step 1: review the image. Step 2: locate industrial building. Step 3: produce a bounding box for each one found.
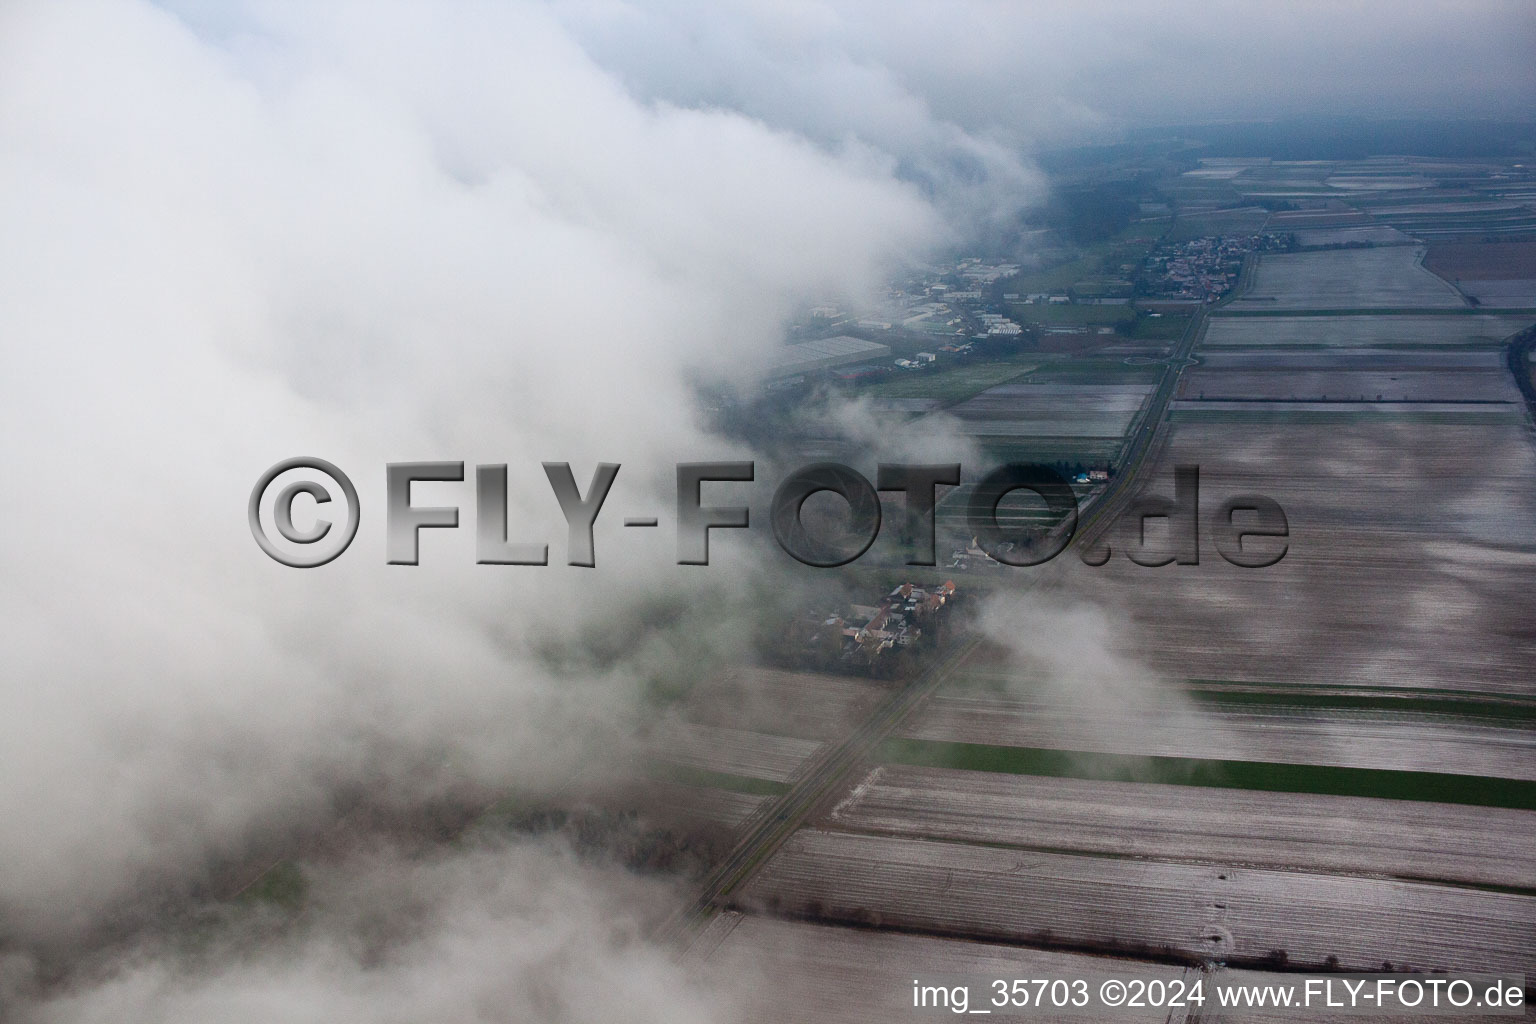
[765,335,891,378]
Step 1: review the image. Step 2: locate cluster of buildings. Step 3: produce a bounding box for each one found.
[870,258,1026,328]
[900,301,965,334]
[947,537,1001,571]
[956,257,1020,285]
[977,311,1023,336]
[1141,232,1291,302]
[788,582,958,674]
[767,258,1035,387]
[764,335,892,379]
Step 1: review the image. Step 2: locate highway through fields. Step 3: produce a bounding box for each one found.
[656,630,985,946]
[1073,305,1206,550]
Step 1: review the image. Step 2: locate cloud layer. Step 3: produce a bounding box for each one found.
[2,0,1529,1017]
[0,0,937,949]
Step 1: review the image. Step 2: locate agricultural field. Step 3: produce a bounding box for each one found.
[1164,206,1271,242]
[1229,248,1467,310]
[827,765,1536,888]
[679,667,889,742]
[1024,359,1166,383]
[1176,368,1520,403]
[1452,280,1536,306]
[893,693,1536,782]
[1008,301,1135,326]
[1050,421,1536,694]
[1424,241,1536,307]
[1168,402,1521,425]
[867,396,942,415]
[1292,225,1413,247]
[1365,200,1527,216]
[615,779,768,830]
[855,357,1037,405]
[1123,311,1195,342]
[691,914,1206,1024]
[636,668,889,832]
[1322,175,1432,192]
[1199,313,1532,347]
[1001,230,1159,296]
[945,382,1154,439]
[1182,158,1270,180]
[1195,350,1505,369]
[1425,240,1536,279]
[1362,200,1536,241]
[1265,209,1376,230]
[650,722,823,784]
[1179,322,1527,419]
[737,830,1535,975]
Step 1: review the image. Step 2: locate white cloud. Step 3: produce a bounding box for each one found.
[11,839,754,1024]
[0,0,938,947]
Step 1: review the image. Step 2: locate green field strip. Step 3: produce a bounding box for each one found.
[875,738,1536,810]
[941,671,1536,720]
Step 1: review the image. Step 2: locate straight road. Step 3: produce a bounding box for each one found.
[1074,305,1205,550]
[657,630,985,946]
